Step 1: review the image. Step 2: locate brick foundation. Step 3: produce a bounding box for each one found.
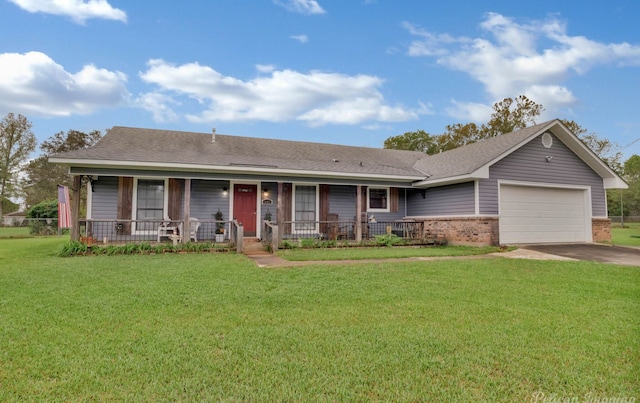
[417,216,611,245]
[419,216,500,246]
[592,218,611,243]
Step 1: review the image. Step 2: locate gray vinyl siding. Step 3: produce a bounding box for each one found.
[259,182,278,223]
[329,185,356,221]
[479,133,607,216]
[190,179,229,222]
[407,182,475,216]
[90,176,118,218]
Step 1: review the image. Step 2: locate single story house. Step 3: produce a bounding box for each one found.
[49,119,627,246]
[2,210,26,226]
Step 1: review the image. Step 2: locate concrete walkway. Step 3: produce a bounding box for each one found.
[243,248,570,268]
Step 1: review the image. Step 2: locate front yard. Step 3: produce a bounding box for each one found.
[0,237,638,401]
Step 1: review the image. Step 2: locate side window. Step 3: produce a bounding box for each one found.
[293,185,318,232]
[135,179,166,231]
[367,187,389,212]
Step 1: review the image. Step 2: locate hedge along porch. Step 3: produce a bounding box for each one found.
[51,120,627,246]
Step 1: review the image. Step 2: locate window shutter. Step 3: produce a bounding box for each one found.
[168,178,184,220]
[319,185,329,221]
[390,187,399,213]
[117,177,133,235]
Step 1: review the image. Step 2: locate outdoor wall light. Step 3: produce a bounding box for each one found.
[222,187,228,196]
[545,155,553,162]
[263,189,269,197]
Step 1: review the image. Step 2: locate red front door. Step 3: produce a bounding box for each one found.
[233,184,257,236]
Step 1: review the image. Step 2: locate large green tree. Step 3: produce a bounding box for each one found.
[383,130,439,154]
[560,119,623,174]
[21,129,102,209]
[386,95,545,154]
[0,113,37,217]
[610,154,640,217]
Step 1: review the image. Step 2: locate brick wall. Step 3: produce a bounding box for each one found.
[592,218,611,242]
[420,216,500,246]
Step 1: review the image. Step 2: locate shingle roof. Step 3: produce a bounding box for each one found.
[53,126,430,178]
[412,120,556,180]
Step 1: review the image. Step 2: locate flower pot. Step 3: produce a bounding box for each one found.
[215,233,225,242]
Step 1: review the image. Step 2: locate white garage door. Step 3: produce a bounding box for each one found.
[499,185,591,244]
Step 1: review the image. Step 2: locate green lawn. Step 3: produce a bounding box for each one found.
[611,222,640,247]
[0,226,31,238]
[1,237,638,401]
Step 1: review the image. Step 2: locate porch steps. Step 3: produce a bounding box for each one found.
[241,237,293,268]
[242,237,268,255]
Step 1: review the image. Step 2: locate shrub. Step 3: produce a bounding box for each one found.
[282,240,299,249]
[374,234,403,247]
[58,241,88,257]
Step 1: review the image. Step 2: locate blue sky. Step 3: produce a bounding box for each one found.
[1,0,639,159]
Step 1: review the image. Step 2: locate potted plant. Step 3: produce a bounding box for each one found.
[264,209,272,222]
[214,209,225,242]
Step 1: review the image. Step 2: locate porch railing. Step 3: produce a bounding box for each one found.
[279,220,424,242]
[262,220,279,252]
[79,219,232,244]
[230,219,243,253]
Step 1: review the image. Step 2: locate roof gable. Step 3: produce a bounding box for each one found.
[412,119,627,189]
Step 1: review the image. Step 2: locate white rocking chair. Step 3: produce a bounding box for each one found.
[157,216,177,242]
[179,217,201,242]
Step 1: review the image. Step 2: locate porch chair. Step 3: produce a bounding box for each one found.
[157,215,177,242]
[179,217,201,242]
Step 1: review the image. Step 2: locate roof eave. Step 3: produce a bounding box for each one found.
[48,157,425,182]
[412,166,489,188]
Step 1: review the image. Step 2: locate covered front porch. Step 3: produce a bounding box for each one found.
[70,172,427,246]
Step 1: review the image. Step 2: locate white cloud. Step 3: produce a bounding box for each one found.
[0,51,129,117]
[445,100,492,122]
[139,59,426,126]
[405,12,640,120]
[135,93,178,123]
[291,34,309,44]
[8,0,127,24]
[274,0,325,15]
[256,64,276,73]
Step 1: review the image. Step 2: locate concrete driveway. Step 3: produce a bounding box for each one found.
[521,243,640,266]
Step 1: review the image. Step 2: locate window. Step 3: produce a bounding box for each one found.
[293,185,318,232]
[367,187,389,212]
[134,179,167,232]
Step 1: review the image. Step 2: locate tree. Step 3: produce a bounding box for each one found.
[384,95,544,155]
[21,129,102,209]
[560,119,623,174]
[621,155,640,217]
[0,113,37,217]
[383,130,439,154]
[25,199,58,235]
[483,95,544,138]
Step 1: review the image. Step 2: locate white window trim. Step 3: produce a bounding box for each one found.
[132,177,169,234]
[86,177,94,220]
[367,186,390,213]
[292,183,319,234]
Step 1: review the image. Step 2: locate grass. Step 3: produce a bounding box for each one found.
[0,226,32,238]
[277,245,505,261]
[1,237,639,401]
[611,222,640,247]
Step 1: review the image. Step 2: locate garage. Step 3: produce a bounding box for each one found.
[499,184,591,244]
